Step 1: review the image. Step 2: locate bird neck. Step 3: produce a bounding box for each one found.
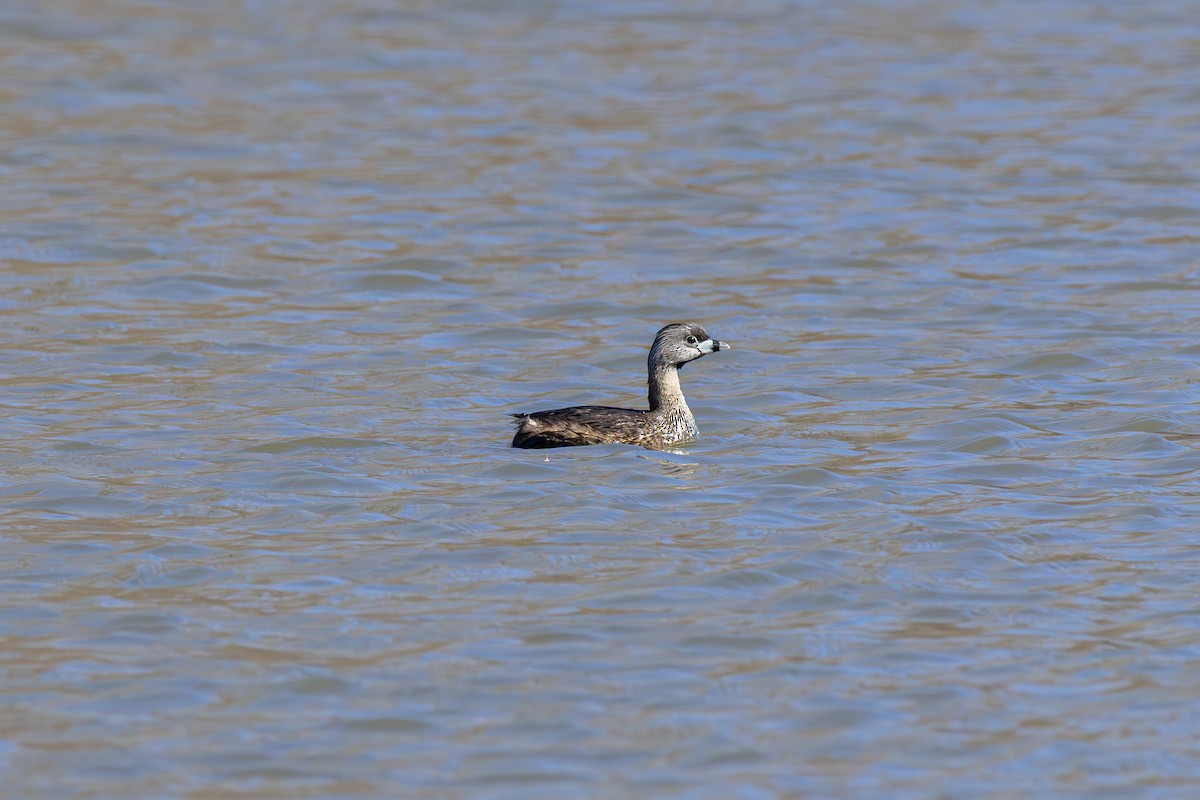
[647,363,686,412]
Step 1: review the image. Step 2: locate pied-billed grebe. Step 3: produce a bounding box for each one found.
[511,322,730,449]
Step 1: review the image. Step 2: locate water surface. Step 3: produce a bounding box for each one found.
[4,0,1200,796]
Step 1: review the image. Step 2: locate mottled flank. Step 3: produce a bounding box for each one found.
[511,322,729,449]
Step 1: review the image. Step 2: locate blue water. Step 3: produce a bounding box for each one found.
[3,1,1200,796]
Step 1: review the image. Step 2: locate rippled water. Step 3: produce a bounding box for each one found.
[5,0,1200,796]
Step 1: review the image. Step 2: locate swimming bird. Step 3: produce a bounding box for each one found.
[511,322,729,449]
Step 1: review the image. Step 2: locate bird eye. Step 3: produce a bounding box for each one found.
[686,335,698,345]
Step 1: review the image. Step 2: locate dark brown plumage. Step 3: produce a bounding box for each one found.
[511,322,729,449]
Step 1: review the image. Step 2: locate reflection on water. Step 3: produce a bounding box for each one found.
[4,0,1200,795]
